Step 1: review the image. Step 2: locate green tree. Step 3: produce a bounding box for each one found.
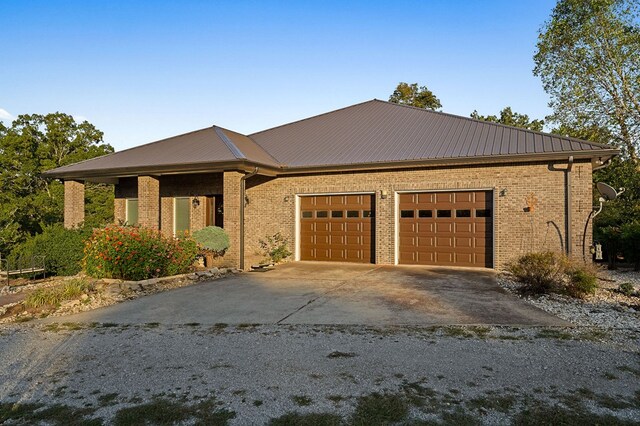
[534,0,640,162]
[389,82,442,110]
[470,107,545,131]
[0,113,114,255]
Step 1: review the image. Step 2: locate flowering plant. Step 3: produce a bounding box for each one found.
[84,225,198,280]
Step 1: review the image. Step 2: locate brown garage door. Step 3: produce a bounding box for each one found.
[300,194,374,263]
[398,191,493,267]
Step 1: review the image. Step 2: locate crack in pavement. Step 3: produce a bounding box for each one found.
[275,266,383,324]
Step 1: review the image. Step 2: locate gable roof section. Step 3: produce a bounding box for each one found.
[44,99,618,179]
[250,100,618,168]
[44,126,281,178]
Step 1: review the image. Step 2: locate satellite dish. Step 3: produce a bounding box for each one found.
[596,182,619,201]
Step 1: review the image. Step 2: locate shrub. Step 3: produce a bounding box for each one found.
[24,279,93,308]
[507,251,599,298]
[258,232,292,264]
[620,221,640,271]
[83,226,197,281]
[618,282,635,297]
[565,265,598,298]
[507,251,567,294]
[192,226,230,254]
[8,224,89,276]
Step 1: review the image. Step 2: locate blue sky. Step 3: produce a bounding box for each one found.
[1,1,557,151]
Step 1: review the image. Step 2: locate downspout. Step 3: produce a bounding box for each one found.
[549,156,574,257]
[240,167,259,270]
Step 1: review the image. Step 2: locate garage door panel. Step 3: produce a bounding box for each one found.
[399,190,493,268]
[300,194,374,263]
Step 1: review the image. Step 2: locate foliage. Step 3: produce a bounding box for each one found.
[470,107,544,131]
[9,224,89,276]
[620,221,640,270]
[192,226,230,254]
[618,282,636,296]
[507,251,599,298]
[351,393,409,425]
[566,264,598,297]
[0,113,114,256]
[389,82,442,110]
[84,226,197,281]
[258,232,292,264]
[534,0,640,162]
[24,279,94,308]
[507,251,568,294]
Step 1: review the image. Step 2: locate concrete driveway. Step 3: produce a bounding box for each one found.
[47,262,566,326]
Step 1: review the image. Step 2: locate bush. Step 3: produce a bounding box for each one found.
[8,224,89,276]
[618,282,635,297]
[507,252,567,294]
[566,266,598,297]
[192,226,229,254]
[258,232,292,264]
[507,251,599,298]
[24,279,93,308]
[83,226,198,281]
[620,221,640,271]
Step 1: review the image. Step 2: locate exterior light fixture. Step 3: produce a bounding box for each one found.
[499,188,508,197]
[192,198,200,208]
[380,190,388,199]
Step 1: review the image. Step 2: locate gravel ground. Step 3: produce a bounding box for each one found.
[497,269,640,330]
[0,323,639,425]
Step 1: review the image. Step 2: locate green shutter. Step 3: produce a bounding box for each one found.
[174,197,191,235]
[126,199,139,225]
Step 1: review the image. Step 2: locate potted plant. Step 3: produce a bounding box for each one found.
[192,226,230,267]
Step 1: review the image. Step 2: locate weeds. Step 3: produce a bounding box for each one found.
[24,279,94,308]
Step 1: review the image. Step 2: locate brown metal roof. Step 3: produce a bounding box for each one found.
[250,99,618,168]
[43,125,281,178]
[44,99,618,179]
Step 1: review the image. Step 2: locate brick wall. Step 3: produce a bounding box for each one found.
[64,180,85,229]
[138,176,160,229]
[108,161,593,270]
[244,160,593,269]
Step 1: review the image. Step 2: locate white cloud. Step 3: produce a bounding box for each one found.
[0,108,14,122]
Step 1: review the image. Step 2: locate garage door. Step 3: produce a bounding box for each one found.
[398,191,493,267]
[300,194,374,263]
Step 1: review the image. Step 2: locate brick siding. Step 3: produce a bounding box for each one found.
[63,180,85,229]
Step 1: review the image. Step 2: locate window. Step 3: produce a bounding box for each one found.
[331,211,343,218]
[363,210,374,218]
[347,210,359,218]
[301,211,313,218]
[400,210,415,218]
[456,209,471,218]
[418,210,432,218]
[125,199,138,225]
[437,210,452,218]
[174,197,191,236]
[476,209,492,218]
[316,211,328,218]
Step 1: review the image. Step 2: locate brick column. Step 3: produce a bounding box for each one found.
[64,180,85,229]
[138,176,160,229]
[223,171,243,268]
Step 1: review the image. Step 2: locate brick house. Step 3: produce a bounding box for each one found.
[44,100,619,270]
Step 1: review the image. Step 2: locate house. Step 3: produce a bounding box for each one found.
[44,100,619,270]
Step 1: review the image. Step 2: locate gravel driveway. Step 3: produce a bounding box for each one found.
[0,323,638,424]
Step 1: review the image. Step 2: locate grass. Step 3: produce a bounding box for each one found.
[112,398,235,426]
[512,402,637,425]
[466,394,517,413]
[292,395,313,406]
[535,328,573,340]
[327,351,357,358]
[268,412,343,426]
[97,393,119,406]
[24,279,94,308]
[0,402,100,426]
[351,393,409,426]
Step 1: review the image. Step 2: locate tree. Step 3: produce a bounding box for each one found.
[534,0,640,163]
[470,107,545,131]
[0,113,114,255]
[389,82,442,110]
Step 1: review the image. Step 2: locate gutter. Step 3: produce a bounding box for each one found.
[549,156,574,256]
[239,167,259,270]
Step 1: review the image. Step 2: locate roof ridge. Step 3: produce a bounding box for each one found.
[371,99,614,150]
[248,99,375,137]
[217,126,283,166]
[214,127,246,160]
